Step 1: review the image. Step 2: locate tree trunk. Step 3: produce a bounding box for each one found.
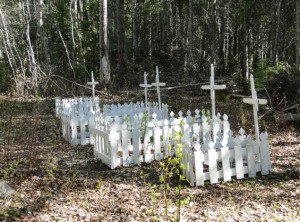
[168,2,175,54]
[132,0,139,62]
[99,0,103,81]
[219,1,226,76]
[148,8,152,59]
[240,0,249,90]
[0,8,17,75]
[38,0,50,66]
[70,0,76,50]
[103,0,110,82]
[271,0,282,66]
[184,0,193,73]
[296,1,300,69]
[26,0,39,91]
[210,0,218,67]
[116,0,126,85]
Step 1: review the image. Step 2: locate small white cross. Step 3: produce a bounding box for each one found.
[243,74,267,140]
[87,71,99,100]
[201,64,226,118]
[152,66,166,110]
[139,72,152,107]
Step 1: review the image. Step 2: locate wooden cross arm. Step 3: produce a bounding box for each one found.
[243,98,267,105]
[139,84,152,88]
[201,85,226,90]
[152,83,166,87]
[88,81,99,85]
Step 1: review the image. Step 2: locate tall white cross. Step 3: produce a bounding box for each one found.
[139,72,152,107]
[201,64,226,118]
[152,66,166,110]
[87,71,99,100]
[243,74,267,140]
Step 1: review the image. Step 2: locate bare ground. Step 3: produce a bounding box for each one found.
[0,94,299,222]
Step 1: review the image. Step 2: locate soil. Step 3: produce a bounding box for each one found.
[0,92,299,221]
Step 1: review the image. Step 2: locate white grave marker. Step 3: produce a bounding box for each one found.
[152,66,166,110]
[243,74,267,140]
[201,64,226,118]
[87,71,99,100]
[139,72,152,107]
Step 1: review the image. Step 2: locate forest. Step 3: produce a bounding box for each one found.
[0,1,300,221]
[0,0,299,98]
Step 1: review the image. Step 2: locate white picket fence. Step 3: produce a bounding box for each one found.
[55,98,271,185]
[89,109,227,169]
[90,109,271,185]
[55,97,100,118]
[55,98,169,145]
[55,97,100,145]
[182,132,271,186]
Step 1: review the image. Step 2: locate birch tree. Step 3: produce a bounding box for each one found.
[103,0,110,82]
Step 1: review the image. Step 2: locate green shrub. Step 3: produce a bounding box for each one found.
[254,61,287,88]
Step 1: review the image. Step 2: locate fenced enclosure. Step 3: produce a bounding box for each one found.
[55,98,168,145]
[54,71,271,186]
[89,109,271,185]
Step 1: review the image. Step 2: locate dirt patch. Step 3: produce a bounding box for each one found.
[0,97,299,221]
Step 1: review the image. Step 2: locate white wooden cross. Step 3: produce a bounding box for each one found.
[243,74,267,140]
[139,72,152,107]
[152,66,166,110]
[201,64,226,118]
[87,71,99,100]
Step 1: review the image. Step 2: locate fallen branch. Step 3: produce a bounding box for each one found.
[44,75,113,97]
[277,113,300,123]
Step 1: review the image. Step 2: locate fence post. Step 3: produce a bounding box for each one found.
[121,122,130,167]
[221,139,231,182]
[80,115,87,145]
[259,132,271,175]
[202,115,211,143]
[187,146,195,186]
[234,137,244,179]
[247,135,257,178]
[70,117,78,145]
[109,123,119,169]
[208,141,218,184]
[132,115,141,165]
[222,114,230,146]
[144,121,153,163]
[153,113,162,160]
[194,142,204,186]
[162,119,170,157]
[212,114,220,142]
